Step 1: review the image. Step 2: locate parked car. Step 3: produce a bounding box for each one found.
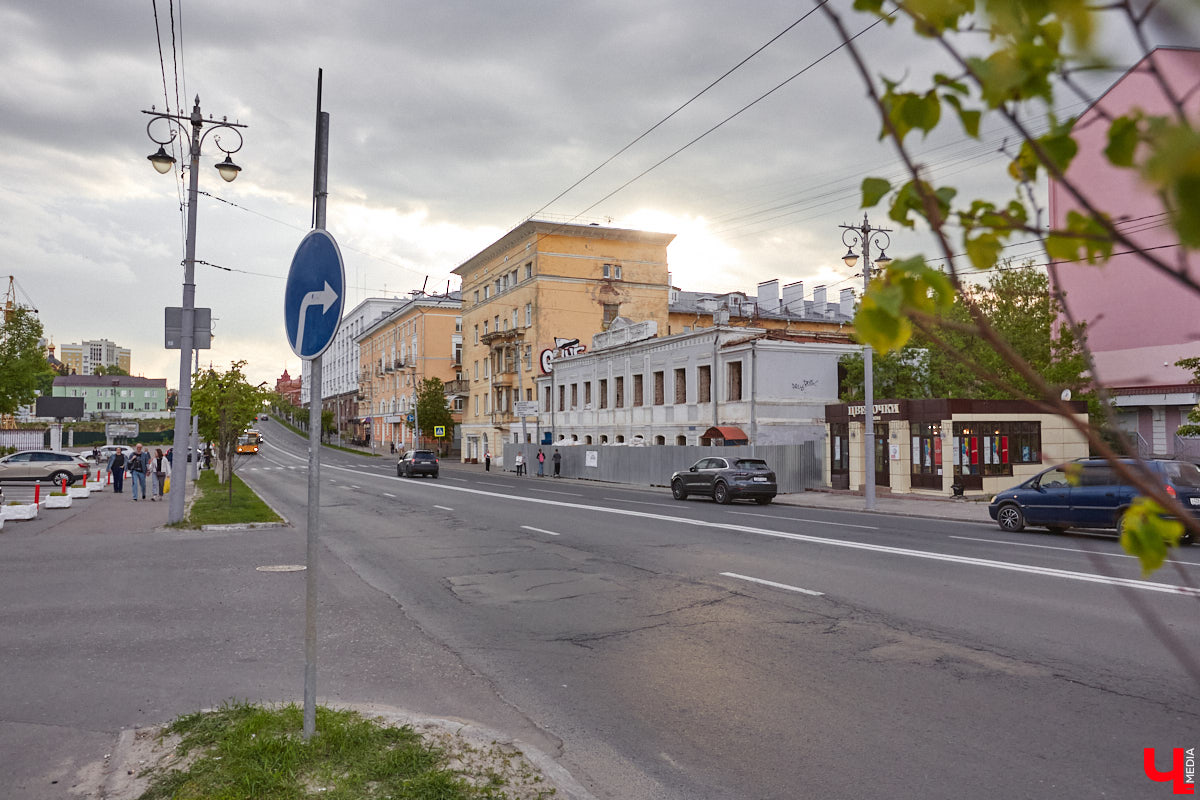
[988,458,1200,545]
[397,450,439,478]
[670,456,777,505]
[0,450,91,485]
[81,444,134,463]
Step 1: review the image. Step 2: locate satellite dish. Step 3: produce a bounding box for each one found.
[1060,389,1072,401]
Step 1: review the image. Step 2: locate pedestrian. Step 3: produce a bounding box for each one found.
[553,448,562,478]
[514,452,525,476]
[484,450,491,471]
[151,447,171,501]
[128,443,150,501]
[203,444,212,470]
[91,444,100,462]
[107,448,126,494]
[536,449,545,477]
[166,447,173,466]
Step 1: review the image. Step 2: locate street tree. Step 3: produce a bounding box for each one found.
[192,360,270,502]
[415,377,454,453]
[828,0,1200,578]
[1175,357,1200,437]
[0,307,53,416]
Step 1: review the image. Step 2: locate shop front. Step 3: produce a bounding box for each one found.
[824,399,1089,497]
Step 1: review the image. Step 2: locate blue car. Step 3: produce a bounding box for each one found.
[988,459,1200,545]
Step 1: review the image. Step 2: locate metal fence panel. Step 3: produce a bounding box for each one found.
[502,442,822,493]
[0,430,48,451]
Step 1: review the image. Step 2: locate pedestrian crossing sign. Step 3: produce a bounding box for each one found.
[434,425,446,437]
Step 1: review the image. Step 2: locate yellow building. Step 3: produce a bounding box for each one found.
[453,219,674,461]
[354,293,464,453]
[58,339,132,375]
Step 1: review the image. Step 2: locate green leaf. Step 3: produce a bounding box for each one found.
[1104,115,1139,167]
[1120,498,1184,576]
[1046,210,1114,264]
[942,93,981,138]
[965,234,1003,271]
[861,177,892,208]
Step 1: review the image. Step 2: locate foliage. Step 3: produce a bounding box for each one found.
[321,408,336,441]
[0,307,53,416]
[191,360,270,502]
[416,377,455,452]
[828,0,1200,574]
[1175,357,1200,437]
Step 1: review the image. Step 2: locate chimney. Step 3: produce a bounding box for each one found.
[781,281,804,315]
[813,285,827,315]
[757,279,779,313]
[840,288,855,318]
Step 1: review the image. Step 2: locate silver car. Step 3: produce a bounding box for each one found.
[0,450,91,485]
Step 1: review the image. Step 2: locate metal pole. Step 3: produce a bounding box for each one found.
[167,100,203,525]
[862,235,876,511]
[303,78,329,741]
[191,348,201,481]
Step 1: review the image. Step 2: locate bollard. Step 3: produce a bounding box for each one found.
[61,476,67,493]
[82,472,88,488]
[34,483,41,504]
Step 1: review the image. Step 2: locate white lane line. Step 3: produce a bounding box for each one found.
[350,485,361,490]
[728,511,878,530]
[478,481,511,487]
[604,497,678,507]
[383,492,396,498]
[306,461,1200,599]
[525,488,582,496]
[721,572,824,596]
[434,505,453,511]
[950,535,1200,566]
[522,525,560,536]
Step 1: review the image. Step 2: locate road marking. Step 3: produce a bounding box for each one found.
[950,535,1200,566]
[265,457,1200,599]
[383,492,396,498]
[721,572,824,596]
[604,497,677,507]
[522,525,560,536]
[434,505,453,511]
[350,485,361,490]
[526,488,581,496]
[728,511,878,530]
[478,481,511,487]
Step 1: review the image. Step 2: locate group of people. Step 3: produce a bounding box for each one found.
[105,443,172,501]
[511,448,561,477]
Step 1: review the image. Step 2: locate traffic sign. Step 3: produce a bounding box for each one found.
[406,414,415,424]
[434,425,446,437]
[285,229,345,360]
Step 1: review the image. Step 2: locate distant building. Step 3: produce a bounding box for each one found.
[276,368,301,407]
[667,280,855,337]
[58,339,131,375]
[1049,46,1200,459]
[52,375,168,420]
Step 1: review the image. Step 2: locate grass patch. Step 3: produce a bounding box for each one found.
[273,415,381,457]
[183,470,282,527]
[137,702,557,799]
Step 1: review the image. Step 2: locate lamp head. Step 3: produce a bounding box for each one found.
[874,250,892,266]
[147,145,176,175]
[215,154,241,182]
[842,248,859,268]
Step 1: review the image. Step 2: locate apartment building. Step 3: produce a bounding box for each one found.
[452,219,675,461]
[666,280,856,336]
[353,292,463,452]
[58,339,131,375]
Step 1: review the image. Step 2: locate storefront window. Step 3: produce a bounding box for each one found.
[953,421,1041,477]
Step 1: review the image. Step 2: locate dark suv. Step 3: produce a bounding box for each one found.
[397,450,439,479]
[988,459,1200,545]
[670,457,777,505]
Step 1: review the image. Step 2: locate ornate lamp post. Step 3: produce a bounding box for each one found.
[143,96,246,523]
[839,213,892,511]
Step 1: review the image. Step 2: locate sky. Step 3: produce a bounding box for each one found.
[1,1,1195,389]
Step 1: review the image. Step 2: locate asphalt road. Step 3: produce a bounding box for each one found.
[2,417,1198,799]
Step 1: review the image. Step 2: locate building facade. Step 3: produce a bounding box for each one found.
[354,292,463,452]
[453,219,675,462]
[666,279,855,336]
[275,368,301,407]
[52,375,168,419]
[58,339,131,376]
[528,320,857,457]
[1049,47,1200,459]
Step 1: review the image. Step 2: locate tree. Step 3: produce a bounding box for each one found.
[0,307,52,415]
[827,0,1200,576]
[415,377,454,453]
[321,409,336,442]
[1175,357,1200,437]
[93,364,129,376]
[192,361,270,502]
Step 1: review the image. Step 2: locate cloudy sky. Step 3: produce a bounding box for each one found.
[1,1,1194,388]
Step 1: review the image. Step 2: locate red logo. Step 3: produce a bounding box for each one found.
[1145,748,1196,795]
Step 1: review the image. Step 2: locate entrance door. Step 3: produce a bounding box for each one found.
[873,423,890,488]
[911,422,943,490]
[830,423,849,489]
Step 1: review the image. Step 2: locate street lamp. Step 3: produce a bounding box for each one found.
[839,212,892,511]
[143,96,246,524]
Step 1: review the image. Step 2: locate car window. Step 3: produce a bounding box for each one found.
[31,452,58,462]
[735,459,769,470]
[5,452,32,463]
[1078,464,1116,486]
[1164,461,1200,488]
[1038,467,1071,489]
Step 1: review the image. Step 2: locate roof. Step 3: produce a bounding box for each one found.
[53,375,167,388]
[701,426,749,443]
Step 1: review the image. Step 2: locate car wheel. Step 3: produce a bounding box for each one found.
[713,482,731,505]
[48,470,73,487]
[671,479,688,501]
[1180,529,1195,546]
[396,466,402,477]
[996,504,1025,532]
[755,496,772,505]
[1115,510,1128,537]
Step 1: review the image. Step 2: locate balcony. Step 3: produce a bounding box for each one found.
[480,325,526,345]
[444,379,469,394]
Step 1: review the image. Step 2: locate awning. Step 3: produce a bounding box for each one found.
[700,425,749,445]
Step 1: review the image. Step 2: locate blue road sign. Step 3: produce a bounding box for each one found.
[285,229,345,360]
[406,414,415,424]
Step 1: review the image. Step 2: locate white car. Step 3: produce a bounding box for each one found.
[81,445,135,463]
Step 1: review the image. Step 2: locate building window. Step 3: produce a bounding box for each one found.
[654,435,665,445]
[525,303,532,327]
[633,374,644,406]
[727,361,742,401]
[602,263,622,280]
[525,261,533,280]
[512,308,518,329]
[584,381,592,407]
[558,385,566,411]
[615,376,624,408]
[455,317,462,332]
[483,286,490,300]
[953,421,1042,478]
[454,342,462,365]
[474,325,479,345]
[570,383,578,408]
[674,368,686,404]
[603,303,619,329]
[453,397,465,412]
[473,291,479,305]
[599,378,608,409]
[545,386,552,410]
[483,320,489,335]
[653,371,664,405]
[676,435,687,445]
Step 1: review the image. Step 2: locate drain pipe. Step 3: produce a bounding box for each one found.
[712,330,720,429]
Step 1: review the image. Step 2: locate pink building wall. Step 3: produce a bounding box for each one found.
[1048,47,1200,389]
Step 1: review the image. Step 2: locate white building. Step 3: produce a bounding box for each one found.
[301,296,410,410]
[532,318,858,448]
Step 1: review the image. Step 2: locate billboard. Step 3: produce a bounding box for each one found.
[35,397,86,419]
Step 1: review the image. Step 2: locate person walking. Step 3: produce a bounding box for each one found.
[151,447,171,501]
[536,449,545,477]
[553,448,562,478]
[514,452,525,476]
[484,450,491,471]
[107,448,126,494]
[128,443,149,501]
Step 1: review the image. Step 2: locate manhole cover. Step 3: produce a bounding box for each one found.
[256,565,306,572]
